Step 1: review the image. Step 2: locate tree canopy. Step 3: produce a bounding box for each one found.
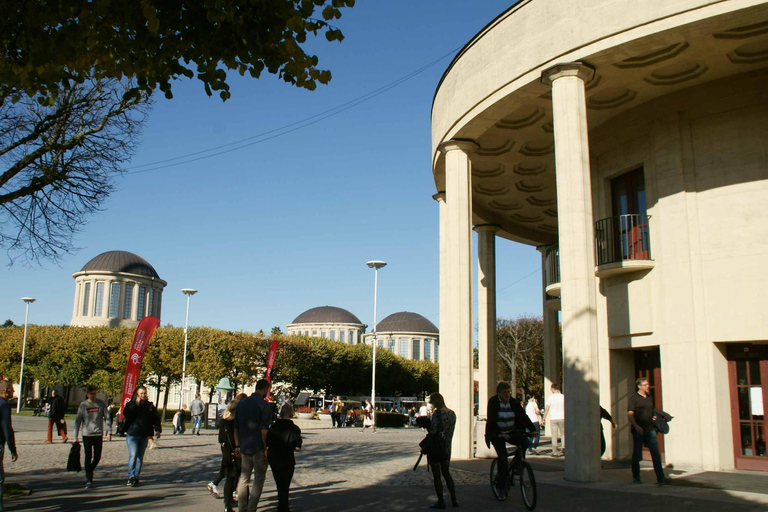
[1,0,355,104]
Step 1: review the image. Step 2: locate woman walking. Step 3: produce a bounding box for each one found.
[266,403,303,512]
[360,399,375,433]
[525,396,542,455]
[207,398,241,512]
[427,392,458,509]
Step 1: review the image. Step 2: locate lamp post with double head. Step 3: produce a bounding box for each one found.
[179,288,198,410]
[366,260,386,429]
[17,297,36,413]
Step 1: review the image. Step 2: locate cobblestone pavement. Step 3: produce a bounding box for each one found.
[4,416,767,511]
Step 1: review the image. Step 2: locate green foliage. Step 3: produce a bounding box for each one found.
[0,324,436,399]
[2,319,14,328]
[1,0,356,103]
[375,411,407,428]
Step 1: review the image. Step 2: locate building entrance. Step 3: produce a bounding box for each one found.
[727,343,767,471]
[634,347,664,461]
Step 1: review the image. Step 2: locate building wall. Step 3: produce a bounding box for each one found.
[285,322,366,344]
[362,332,440,362]
[71,272,165,328]
[589,68,768,470]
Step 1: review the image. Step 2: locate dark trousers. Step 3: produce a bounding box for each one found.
[214,445,241,510]
[270,463,295,512]
[492,433,528,486]
[47,417,67,441]
[1,444,6,512]
[82,435,103,482]
[631,429,665,482]
[530,422,540,450]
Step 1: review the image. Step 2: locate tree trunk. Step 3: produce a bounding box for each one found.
[161,376,171,422]
[64,385,71,409]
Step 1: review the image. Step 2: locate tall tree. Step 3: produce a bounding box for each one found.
[496,316,544,401]
[0,79,150,263]
[1,0,355,104]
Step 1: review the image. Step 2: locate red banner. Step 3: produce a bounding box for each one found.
[265,340,279,401]
[118,316,160,419]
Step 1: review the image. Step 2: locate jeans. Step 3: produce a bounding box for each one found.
[83,436,103,482]
[529,422,540,450]
[632,429,665,482]
[126,435,149,479]
[192,415,203,433]
[549,419,564,455]
[237,450,267,512]
[270,462,295,512]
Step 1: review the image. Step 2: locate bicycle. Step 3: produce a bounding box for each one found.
[489,432,537,510]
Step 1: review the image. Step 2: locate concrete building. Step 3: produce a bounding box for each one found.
[431,0,768,476]
[362,311,440,362]
[286,306,367,344]
[71,250,167,328]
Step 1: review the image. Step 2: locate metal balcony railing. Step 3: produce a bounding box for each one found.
[594,214,652,266]
[544,244,560,296]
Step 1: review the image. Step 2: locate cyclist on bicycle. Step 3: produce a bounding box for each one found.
[485,381,536,495]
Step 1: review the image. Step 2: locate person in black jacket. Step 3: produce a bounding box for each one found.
[122,386,161,487]
[0,380,19,512]
[46,390,68,443]
[485,381,535,495]
[266,403,303,512]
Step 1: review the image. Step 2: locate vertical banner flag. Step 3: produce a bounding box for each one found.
[265,340,280,401]
[118,316,161,420]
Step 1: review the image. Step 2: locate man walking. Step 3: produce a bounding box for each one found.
[190,393,205,435]
[0,380,18,512]
[542,383,565,456]
[46,389,68,443]
[628,377,668,485]
[74,385,109,488]
[234,379,272,512]
[122,386,162,487]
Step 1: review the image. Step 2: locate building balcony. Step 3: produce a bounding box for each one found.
[594,214,655,278]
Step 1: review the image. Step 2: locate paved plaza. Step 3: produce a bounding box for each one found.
[3,415,767,511]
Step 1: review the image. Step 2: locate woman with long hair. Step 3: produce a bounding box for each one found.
[427,392,458,509]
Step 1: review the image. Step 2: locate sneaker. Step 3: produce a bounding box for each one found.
[207,482,221,498]
[632,477,642,484]
[132,479,140,487]
[127,478,134,487]
[85,481,93,489]
[658,478,670,486]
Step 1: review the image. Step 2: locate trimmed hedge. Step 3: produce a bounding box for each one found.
[375,411,407,428]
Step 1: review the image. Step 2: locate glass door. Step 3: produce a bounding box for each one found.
[728,349,768,471]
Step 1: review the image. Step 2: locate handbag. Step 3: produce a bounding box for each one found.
[413,411,446,470]
[67,442,82,472]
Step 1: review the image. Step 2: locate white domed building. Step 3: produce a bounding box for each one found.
[363,312,440,362]
[286,306,367,344]
[71,250,167,327]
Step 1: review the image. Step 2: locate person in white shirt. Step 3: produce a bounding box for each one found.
[542,383,565,457]
[524,396,542,455]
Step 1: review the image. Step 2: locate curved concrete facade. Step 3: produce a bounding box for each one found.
[286,306,367,344]
[432,0,768,475]
[362,312,440,362]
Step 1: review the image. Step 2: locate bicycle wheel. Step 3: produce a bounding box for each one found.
[489,458,508,501]
[518,461,537,510]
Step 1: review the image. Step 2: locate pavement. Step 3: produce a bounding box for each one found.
[3,415,768,511]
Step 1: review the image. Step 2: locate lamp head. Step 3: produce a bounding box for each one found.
[366,260,387,269]
[21,297,36,304]
[181,288,198,296]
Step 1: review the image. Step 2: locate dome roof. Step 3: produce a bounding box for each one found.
[376,312,438,334]
[80,250,161,279]
[292,306,363,325]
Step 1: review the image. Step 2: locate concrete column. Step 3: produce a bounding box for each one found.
[438,139,477,460]
[542,62,601,482]
[538,247,562,407]
[432,192,447,395]
[475,224,499,417]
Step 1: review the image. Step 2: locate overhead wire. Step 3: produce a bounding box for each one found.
[126,45,467,175]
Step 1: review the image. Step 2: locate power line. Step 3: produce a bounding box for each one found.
[126,45,466,175]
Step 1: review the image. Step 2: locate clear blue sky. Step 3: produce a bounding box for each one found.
[2,1,543,334]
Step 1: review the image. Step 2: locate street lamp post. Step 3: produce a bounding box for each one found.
[366,260,386,430]
[179,288,198,410]
[17,297,36,413]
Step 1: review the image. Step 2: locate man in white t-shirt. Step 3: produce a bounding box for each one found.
[542,383,565,457]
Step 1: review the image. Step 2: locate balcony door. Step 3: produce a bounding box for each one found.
[611,168,649,260]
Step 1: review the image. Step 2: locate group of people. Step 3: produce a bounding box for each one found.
[205,379,302,512]
[171,393,206,435]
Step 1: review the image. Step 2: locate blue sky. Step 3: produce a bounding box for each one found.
[2,1,543,334]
